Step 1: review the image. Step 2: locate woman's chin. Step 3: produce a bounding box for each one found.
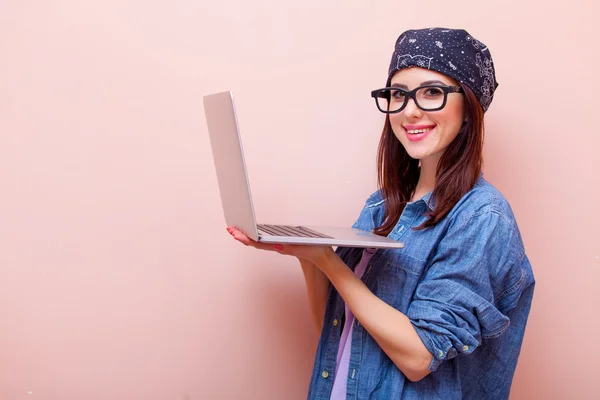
[404,149,427,161]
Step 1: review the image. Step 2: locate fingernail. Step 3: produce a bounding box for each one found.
[274,245,284,251]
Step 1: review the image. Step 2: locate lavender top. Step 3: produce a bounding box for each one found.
[330,248,377,399]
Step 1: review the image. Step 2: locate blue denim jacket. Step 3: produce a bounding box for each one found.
[307,177,535,400]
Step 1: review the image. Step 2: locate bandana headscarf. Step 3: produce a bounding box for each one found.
[386,28,498,112]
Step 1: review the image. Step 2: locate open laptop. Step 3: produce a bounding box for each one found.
[203,91,404,249]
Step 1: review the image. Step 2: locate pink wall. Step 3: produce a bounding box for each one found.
[1,1,598,399]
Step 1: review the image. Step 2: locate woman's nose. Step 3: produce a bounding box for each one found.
[403,98,423,119]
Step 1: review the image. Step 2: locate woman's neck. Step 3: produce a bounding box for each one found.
[412,158,437,202]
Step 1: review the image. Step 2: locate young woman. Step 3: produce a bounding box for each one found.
[227,28,535,399]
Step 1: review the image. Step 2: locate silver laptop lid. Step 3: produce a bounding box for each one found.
[203,91,259,241]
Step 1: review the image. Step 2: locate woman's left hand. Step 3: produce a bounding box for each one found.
[226,226,335,267]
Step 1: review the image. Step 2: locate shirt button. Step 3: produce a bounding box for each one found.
[333,319,339,326]
[463,345,469,351]
[322,370,329,379]
[438,350,444,358]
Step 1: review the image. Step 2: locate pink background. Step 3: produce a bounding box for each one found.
[1,1,598,399]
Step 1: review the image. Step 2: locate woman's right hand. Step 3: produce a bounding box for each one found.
[226,226,276,251]
[227,226,334,266]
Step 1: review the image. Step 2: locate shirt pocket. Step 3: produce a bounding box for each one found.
[375,253,427,311]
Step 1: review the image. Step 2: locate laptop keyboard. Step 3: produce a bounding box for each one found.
[257,224,334,239]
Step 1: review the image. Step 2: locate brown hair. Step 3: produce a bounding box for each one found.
[373,84,485,235]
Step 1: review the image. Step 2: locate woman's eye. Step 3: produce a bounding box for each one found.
[424,88,444,97]
[391,90,406,100]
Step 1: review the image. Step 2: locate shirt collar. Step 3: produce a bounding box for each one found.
[410,191,435,211]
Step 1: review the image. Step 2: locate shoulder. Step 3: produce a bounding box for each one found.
[441,177,528,264]
[448,177,518,228]
[364,189,385,208]
[350,189,385,232]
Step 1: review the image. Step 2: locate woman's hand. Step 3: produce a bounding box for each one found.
[226,226,335,266]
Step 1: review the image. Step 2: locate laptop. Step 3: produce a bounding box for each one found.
[203,91,404,249]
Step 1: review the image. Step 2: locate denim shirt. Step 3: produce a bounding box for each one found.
[307,177,535,400]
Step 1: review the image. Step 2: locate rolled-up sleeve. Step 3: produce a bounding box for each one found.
[406,209,526,371]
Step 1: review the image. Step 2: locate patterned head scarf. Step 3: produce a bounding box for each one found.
[387,28,498,112]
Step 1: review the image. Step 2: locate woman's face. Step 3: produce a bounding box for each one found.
[388,67,465,165]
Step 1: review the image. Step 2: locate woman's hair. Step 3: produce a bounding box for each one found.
[373,84,485,236]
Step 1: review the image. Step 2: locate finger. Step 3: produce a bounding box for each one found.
[226,227,252,245]
[227,227,276,251]
[227,227,252,243]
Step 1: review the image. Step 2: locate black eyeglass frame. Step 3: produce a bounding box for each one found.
[370,85,464,113]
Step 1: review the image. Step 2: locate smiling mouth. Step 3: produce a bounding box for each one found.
[406,127,434,134]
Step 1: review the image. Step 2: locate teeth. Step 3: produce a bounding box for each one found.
[407,128,433,134]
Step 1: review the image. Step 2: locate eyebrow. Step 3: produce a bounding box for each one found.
[391,80,448,89]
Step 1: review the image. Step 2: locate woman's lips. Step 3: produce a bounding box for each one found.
[404,125,436,142]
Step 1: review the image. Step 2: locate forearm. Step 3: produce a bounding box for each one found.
[315,250,432,382]
[299,259,331,334]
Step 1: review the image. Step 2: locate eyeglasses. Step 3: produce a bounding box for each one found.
[370,85,463,113]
